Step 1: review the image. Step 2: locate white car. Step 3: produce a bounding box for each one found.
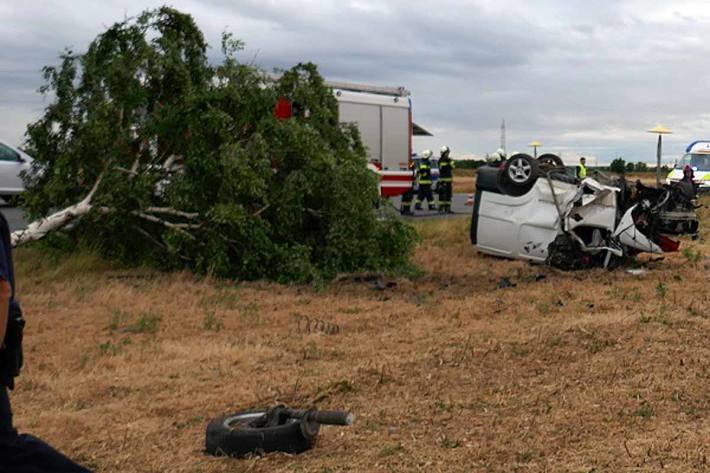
[471,153,697,269]
[0,140,34,203]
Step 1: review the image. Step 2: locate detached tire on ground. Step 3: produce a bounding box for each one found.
[205,410,319,458]
[498,153,539,196]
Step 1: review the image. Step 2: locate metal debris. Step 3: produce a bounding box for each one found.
[498,277,516,289]
[294,314,340,335]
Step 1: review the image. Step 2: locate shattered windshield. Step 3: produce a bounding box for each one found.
[675,153,710,171]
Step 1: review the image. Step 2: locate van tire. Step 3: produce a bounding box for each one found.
[205,410,318,458]
[498,154,538,196]
[538,153,564,168]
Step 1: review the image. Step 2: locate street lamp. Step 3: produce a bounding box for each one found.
[647,125,672,186]
[529,140,542,158]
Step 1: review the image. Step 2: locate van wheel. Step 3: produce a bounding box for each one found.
[205,410,318,458]
[498,154,539,196]
[538,153,564,168]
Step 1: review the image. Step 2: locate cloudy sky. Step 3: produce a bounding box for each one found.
[3,0,710,164]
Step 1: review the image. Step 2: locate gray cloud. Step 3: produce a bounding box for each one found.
[2,0,710,163]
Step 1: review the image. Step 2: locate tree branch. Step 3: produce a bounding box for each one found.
[132,211,200,238]
[11,174,104,247]
[143,207,199,219]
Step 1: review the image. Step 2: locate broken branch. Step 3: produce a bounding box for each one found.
[11,174,104,247]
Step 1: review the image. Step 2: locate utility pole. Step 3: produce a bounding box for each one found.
[500,119,507,154]
[647,125,672,186]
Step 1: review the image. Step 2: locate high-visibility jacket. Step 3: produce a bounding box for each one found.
[417,159,433,185]
[577,164,587,178]
[438,156,455,182]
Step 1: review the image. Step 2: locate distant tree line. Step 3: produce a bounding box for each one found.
[608,157,669,174]
[454,157,669,174]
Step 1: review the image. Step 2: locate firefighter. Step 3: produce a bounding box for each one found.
[400,157,416,216]
[487,149,507,167]
[415,149,436,211]
[576,157,587,179]
[437,145,454,213]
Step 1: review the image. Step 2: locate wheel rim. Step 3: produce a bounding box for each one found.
[508,158,532,183]
[224,411,299,431]
[224,412,266,430]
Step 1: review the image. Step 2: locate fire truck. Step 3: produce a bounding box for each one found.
[329,80,432,197]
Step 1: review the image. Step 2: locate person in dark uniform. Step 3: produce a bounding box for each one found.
[415,149,436,211]
[0,212,92,472]
[437,145,454,213]
[678,165,699,239]
[400,157,416,216]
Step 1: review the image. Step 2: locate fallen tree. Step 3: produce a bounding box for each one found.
[17,7,417,281]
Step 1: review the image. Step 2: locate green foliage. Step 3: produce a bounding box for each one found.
[634,162,648,172]
[21,7,416,282]
[681,246,702,263]
[124,312,161,334]
[203,310,224,332]
[655,281,667,300]
[609,157,626,174]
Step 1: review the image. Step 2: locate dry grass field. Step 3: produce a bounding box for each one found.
[9,195,710,472]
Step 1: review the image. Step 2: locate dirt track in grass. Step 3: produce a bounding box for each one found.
[9,196,710,472]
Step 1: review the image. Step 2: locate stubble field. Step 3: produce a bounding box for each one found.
[9,195,710,472]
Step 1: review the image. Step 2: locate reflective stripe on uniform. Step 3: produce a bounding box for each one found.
[438,178,452,182]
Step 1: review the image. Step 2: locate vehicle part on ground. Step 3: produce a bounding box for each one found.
[497,277,516,288]
[612,204,663,254]
[635,180,700,236]
[294,314,340,335]
[537,153,565,168]
[205,406,353,458]
[471,163,699,270]
[498,153,540,196]
[547,233,620,270]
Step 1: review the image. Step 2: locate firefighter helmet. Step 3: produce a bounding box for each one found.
[421,149,433,159]
[440,145,450,156]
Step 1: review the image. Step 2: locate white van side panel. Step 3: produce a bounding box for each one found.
[475,180,575,261]
[336,90,410,171]
[339,101,381,162]
[381,106,409,171]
